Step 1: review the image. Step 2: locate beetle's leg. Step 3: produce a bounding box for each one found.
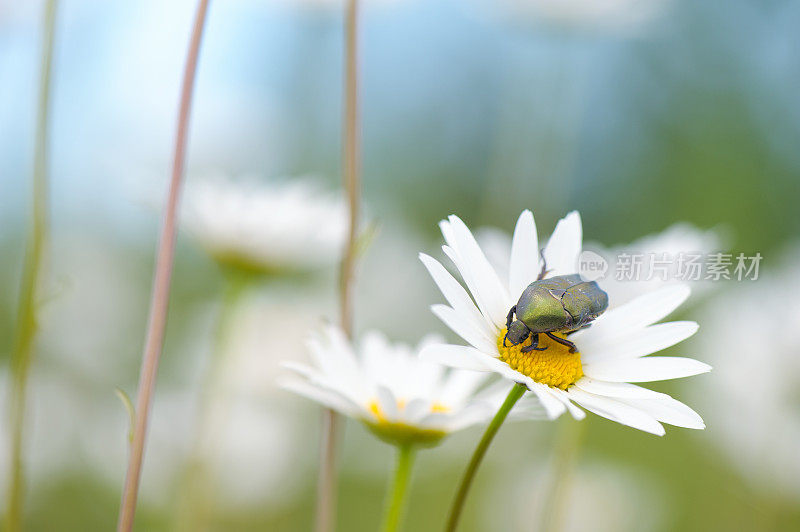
[566,323,592,336]
[503,306,517,347]
[537,250,549,280]
[522,333,547,353]
[506,306,516,330]
[544,332,578,353]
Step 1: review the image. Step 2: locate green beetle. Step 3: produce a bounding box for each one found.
[504,273,609,353]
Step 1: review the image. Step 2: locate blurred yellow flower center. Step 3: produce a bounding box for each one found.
[367,399,449,419]
[497,328,583,390]
[364,399,448,447]
[431,402,449,413]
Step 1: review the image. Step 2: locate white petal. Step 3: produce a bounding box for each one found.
[543,211,582,277]
[404,398,431,423]
[474,227,512,285]
[305,337,336,376]
[584,357,712,383]
[525,382,568,419]
[438,370,489,407]
[417,333,447,349]
[474,359,566,420]
[482,357,535,385]
[510,397,552,421]
[431,304,497,354]
[415,358,446,401]
[376,386,399,421]
[360,331,392,382]
[580,321,699,364]
[609,284,691,329]
[441,246,499,333]
[574,378,666,399]
[573,379,703,428]
[280,379,361,418]
[445,406,495,431]
[439,219,456,247]
[616,395,705,429]
[419,253,491,337]
[445,215,511,325]
[548,388,587,420]
[509,209,540,298]
[568,389,665,436]
[280,361,316,380]
[280,362,364,404]
[573,285,691,344]
[324,324,360,369]
[308,325,361,387]
[417,411,451,429]
[420,344,495,372]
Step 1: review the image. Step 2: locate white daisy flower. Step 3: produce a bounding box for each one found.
[181,175,347,275]
[420,210,710,435]
[281,326,502,447]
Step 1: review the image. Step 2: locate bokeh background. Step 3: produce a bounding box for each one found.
[2,0,800,530]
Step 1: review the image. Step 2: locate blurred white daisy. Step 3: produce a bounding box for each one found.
[420,210,710,435]
[282,326,502,447]
[695,247,800,498]
[181,175,347,275]
[587,223,723,308]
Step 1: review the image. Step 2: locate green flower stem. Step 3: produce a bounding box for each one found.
[172,274,249,532]
[381,445,416,532]
[445,383,527,532]
[5,2,58,531]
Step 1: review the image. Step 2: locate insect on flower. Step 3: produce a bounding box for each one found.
[504,263,609,353]
[420,211,709,433]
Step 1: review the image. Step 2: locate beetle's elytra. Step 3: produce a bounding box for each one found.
[504,273,609,353]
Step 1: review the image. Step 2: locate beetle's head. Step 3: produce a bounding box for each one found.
[504,320,530,347]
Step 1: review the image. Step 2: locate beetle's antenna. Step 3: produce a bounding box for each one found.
[537,249,549,280]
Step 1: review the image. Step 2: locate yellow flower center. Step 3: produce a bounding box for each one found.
[497,328,583,390]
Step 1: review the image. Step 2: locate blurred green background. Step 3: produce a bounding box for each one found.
[1,0,799,530]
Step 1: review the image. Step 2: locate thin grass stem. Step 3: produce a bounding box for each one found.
[4,2,58,530]
[116,2,211,530]
[316,0,361,531]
